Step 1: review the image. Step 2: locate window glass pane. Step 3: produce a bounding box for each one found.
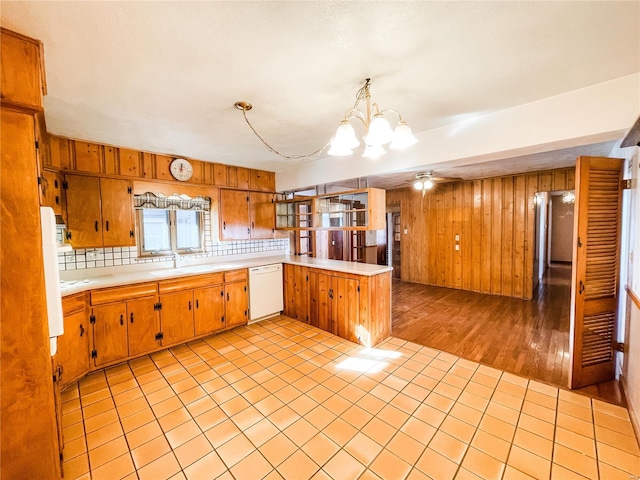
[141,209,171,252]
[176,210,201,250]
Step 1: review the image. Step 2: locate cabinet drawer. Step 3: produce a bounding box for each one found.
[91,283,157,305]
[158,273,224,294]
[62,293,86,316]
[224,269,247,283]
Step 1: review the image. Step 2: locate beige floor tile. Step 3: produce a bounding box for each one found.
[377,404,410,429]
[450,402,484,427]
[513,428,553,459]
[413,403,447,428]
[415,448,458,480]
[400,417,437,445]
[517,413,555,440]
[595,424,640,456]
[131,435,171,469]
[204,417,242,448]
[484,402,519,426]
[158,406,191,432]
[502,465,537,480]
[556,412,594,439]
[289,394,318,416]
[552,444,598,479]
[231,405,263,431]
[323,449,365,480]
[255,394,286,416]
[216,432,255,468]
[593,411,636,437]
[387,431,427,465]
[260,432,298,467]
[121,407,155,432]
[461,447,505,480]
[244,417,279,447]
[471,429,511,463]
[440,415,476,443]
[507,445,550,480]
[525,389,557,410]
[230,450,273,480]
[137,452,181,480]
[592,399,630,420]
[550,463,591,480]
[425,392,456,413]
[90,453,135,480]
[62,436,87,461]
[277,449,319,480]
[322,417,358,447]
[557,399,592,422]
[166,419,201,449]
[173,434,213,469]
[521,400,556,424]
[62,453,89,480]
[597,442,640,475]
[455,467,484,480]
[124,420,162,450]
[345,432,384,466]
[554,426,596,458]
[117,396,149,419]
[152,396,183,418]
[361,417,397,447]
[269,404,301,430]
[598,461,639,480]
[558,389,591,409]
[429,430,468,464]
[88,436,129,469]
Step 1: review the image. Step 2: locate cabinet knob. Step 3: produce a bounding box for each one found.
[188,301,192,311]
[130,312,134,323]
[120,314,124,325]
[196,299,199,309]
[79,324,84,337]
[95,220,99,232]
[105,220,109,232]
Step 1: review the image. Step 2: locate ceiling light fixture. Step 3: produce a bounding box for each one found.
[234,78,417,163]
[413,172,435,196]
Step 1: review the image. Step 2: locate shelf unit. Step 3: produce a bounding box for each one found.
[276,197,315,257]
[314,188,386,231]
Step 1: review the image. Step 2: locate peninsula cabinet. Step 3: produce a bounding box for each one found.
[219,189,275,240]
[284,264,391,346]
[57,293,90,390]
[64,174,135,248]
[90,283,159,366]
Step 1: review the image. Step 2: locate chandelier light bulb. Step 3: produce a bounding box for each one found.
[413,180,423,190]
[365,115,393,146]
[389,121,418,150]
[362,144,386,159]
[333,120,360,149]
[327,141,354,157]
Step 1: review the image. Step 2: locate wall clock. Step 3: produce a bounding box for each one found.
[170,158,193,182]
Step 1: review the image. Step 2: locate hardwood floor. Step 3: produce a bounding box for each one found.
[392,264,625,405]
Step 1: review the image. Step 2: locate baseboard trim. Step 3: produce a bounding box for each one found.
[619,373,640,444]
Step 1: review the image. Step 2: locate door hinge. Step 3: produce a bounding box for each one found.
[614,342,625,353]
[244,310,248,316]
[246,196,249,202]
[306,275,308,282]
[35,140,39,150]
[130,230,134,237]
[622,179,632,190]
[155,332,164,341]
[154,302,162,311]
[271,198,274,203]
[357,285,360,293]
[37,176,42,185]
[91,350,97,359]
[244,285,247,292]
[62,180,68,190]
[127,186,132,194]
[577,237,582,248]
[221,315,225,323]
[89,314,96,324]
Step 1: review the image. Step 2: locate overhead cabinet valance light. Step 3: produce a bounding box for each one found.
[235,78,417,162]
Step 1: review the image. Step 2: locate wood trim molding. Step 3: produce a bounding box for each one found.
[625,284,640,310]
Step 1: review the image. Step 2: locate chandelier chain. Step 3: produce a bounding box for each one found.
[239,108,327,163]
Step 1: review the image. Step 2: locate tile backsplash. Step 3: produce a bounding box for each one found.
[56,212,289,272]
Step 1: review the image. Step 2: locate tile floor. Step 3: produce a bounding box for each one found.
[60,316,640,480]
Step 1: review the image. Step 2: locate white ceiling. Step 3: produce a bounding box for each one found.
[2,1,639,188]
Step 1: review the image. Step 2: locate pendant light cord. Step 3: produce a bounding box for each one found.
[239,108,328,163]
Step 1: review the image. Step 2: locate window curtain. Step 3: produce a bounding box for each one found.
[134,192,210,212]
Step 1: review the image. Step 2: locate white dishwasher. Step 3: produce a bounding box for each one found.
[248,263,284,323]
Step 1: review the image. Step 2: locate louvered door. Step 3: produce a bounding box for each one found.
[570,156,624,388]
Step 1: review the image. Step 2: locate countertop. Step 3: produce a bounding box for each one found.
[59,254,392,297]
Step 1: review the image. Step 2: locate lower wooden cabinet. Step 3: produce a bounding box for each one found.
[194,286,225,336]
[160,291,196,346]
[58,293,90,389]
[225,280,248,328]
[127,297,160,356]
[285,264,391,346]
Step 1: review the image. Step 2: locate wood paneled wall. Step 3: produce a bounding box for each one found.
[386,167,575,300]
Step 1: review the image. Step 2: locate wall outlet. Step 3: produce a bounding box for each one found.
[455,245,460,251]
[404,229,408,235]
[455,234,460,241]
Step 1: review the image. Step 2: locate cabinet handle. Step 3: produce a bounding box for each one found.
[221,315,225,323]
[105,220,109,232]
[223,221,226,230]
[79,324,84,337]
[196,299,199,309]
[220,290,224,297]
[95,220,99,232]
[130,312,134,323]
[227,293,230,301]
[120,314,124,326]
[251,221,255,229]
[188,301,192,310]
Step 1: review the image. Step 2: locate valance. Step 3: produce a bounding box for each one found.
[134,192,210,211]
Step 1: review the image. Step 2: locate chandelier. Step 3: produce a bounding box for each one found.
[234,78,417,162]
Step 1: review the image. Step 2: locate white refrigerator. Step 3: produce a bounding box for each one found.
[40,206,64,355]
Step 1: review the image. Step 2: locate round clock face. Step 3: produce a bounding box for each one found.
[170,158,193,181]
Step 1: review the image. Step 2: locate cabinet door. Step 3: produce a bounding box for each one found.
[294,265,309,323]
[57,310,90,388]
[65,174,103,248]
[161,291,195,346]
[220,189,250,240]
[0,31,42,108]
[309,271,330,332]
[100,178,135,247]
[332,276,360,342]
[40,170,64,216]
[194,286,225,336]
[128,297,160,356]
[225,281,248,328]
[250,170,274,192]
[250,192,275,239]
[92,303,128,366]
[283,264,296,318]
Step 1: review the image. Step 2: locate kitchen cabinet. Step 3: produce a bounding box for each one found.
[250,169,276,192]
[224,270,248,328]
[57,293,90,389]
[64,174,135,248]
[158,272,231,346]
[285,264,391,346]
[39,169,64,217]
[0,29,44,109]
[220,189,275,240]
[90,283,159,367]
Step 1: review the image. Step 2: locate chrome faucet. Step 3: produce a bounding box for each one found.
[172,251,182,268]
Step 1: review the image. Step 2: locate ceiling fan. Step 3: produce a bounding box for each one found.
[410,171,462,196]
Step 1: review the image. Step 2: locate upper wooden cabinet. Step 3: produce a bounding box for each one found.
[64,174,135,248]
[250,170,276,192]
[0,29,44,109]
[219,189,276,240]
